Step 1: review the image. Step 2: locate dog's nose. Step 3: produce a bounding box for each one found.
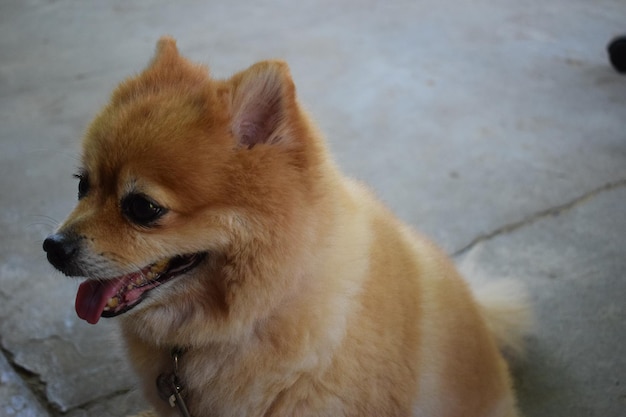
[43,233,79,270]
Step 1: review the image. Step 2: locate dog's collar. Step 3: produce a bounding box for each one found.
[156,347,192,417]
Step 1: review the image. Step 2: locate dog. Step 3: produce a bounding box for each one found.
[43,37,530,417]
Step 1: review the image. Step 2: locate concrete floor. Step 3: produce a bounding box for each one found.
[1,0,625,416]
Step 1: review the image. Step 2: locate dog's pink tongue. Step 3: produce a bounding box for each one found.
[75,279,123,325]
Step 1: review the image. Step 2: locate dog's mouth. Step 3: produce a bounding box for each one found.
[75,252,206,325]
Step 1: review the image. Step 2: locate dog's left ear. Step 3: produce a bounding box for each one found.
[230,61,297,148]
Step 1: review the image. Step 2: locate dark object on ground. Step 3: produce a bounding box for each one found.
[608,36,626,74]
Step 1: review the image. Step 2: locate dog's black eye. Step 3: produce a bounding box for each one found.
[122,194,165,226]
[74,173,90,200]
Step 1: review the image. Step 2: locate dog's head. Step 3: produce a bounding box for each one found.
[43,37,321,329]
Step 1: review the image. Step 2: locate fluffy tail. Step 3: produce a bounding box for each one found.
[472,279,533,359]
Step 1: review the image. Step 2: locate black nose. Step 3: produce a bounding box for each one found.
[43,233,79,271]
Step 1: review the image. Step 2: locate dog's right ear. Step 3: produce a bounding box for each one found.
[111,36,208,106]
[229,61,298,148]
[149,36,182,69]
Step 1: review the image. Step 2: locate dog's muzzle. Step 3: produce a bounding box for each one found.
[43,232,81,275]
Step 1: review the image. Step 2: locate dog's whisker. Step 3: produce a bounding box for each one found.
[29,215,60,230]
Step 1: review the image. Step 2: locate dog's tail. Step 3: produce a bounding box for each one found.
[472,279,533,359]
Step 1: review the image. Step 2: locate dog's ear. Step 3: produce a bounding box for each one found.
[230,61,297,148]
[112,36,207,106]
[150,36,181,68]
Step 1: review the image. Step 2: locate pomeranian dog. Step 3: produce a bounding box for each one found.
[43,37,530,417]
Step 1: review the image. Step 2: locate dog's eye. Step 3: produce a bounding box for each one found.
[122,194,165,226]
[74,173,90,200]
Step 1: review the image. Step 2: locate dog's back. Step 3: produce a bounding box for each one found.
[301,179,529,416]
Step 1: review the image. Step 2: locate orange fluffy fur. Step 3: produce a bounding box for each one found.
[57,37,530,417]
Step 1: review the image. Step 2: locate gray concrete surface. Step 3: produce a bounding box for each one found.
[1,0,625,415]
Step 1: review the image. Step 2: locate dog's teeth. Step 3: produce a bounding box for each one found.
[151,259,169,273]
[106,298,119,308]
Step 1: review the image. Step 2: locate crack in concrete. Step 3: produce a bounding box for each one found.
[2,337,136,416]
[0,345,59,417]
[453,178,626,257]
[66,387,134,415]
